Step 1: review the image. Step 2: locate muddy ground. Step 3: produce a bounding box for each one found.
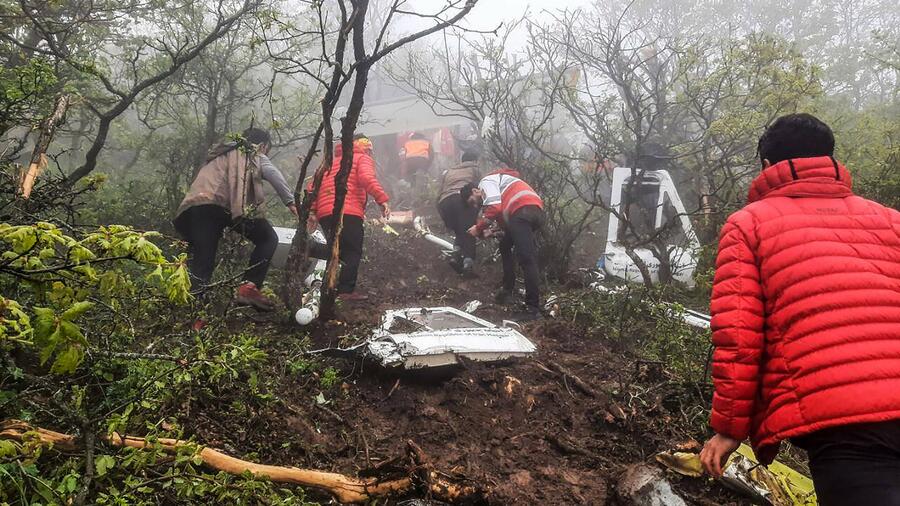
[183,213,746,505]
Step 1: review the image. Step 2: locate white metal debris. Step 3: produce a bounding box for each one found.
[413,216,455,253]
[295,231,328,325]
[462,300,482,313]
[592,281,712,330]
[600,167,700,287]
[618,463,688,506]
[677,308,711,330]
[271,226,297,269]
[366,307,537,369]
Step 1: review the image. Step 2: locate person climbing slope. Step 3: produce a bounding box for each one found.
[307,134,390,301]
[174,127,296,317]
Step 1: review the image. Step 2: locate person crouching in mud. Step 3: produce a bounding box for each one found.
[436,150,481,276]
[174,128,297,327]
[461,168,545,321]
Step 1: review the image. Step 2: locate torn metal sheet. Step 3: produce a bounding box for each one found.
[619,463,688,506]
[271,226,297,269]
[366,307,537,369]
[656,444,816,506]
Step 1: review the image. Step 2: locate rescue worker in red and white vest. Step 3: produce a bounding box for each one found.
[399,132,433,193]
[461,169,544,320]
[699,113,900,504]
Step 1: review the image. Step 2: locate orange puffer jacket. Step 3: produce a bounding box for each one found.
[309,141,389,219]
[709,155,900,464]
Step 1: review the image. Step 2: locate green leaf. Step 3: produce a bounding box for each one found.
[94,454,115,477]
[59,320,88,346]
[50,345,84,374]
[61,301,94,321]
[32,307,56,340]
[38,326,62,365]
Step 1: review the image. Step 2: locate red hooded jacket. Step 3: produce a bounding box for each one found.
[710,155,900,463]
[309,140,389,219]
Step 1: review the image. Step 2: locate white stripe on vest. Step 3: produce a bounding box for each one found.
[503,189,540,222]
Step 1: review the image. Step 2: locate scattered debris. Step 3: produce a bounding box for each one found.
[382,210,416,226]
[678,308,711,330]
[295,230,328,325]
[600,167,700,287]
[413,216,456,254]
[367,307,537,369]
[655,451,703,478]
[656,444,817,506]
[593,281,712,330]
[462,300,482,313]
[618,463,688,506]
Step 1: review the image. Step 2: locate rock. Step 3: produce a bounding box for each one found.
[618,463,687,506]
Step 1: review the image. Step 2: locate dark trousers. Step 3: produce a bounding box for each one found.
[792,420,900,505]
[174,204,278,289]
[319,214,364,294]
[404,156,431,191]
[438,194,478,260]
[499,205,544,309]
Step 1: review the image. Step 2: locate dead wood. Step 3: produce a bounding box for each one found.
[20,94,69,198]
[1,419,487,504]
[544,361,627,421]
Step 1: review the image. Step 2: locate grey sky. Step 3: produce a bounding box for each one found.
[400,0,594,49]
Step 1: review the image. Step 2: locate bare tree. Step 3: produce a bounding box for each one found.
[1,0,263,186]
[263,0,479,319]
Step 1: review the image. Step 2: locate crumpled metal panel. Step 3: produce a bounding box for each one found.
[366,307,537,369]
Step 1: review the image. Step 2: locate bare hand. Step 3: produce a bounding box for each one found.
[467,225,480,237]
[288,204,299,218]
[306,215,318,233]
[380,202,391,219]
[700,433,741,477]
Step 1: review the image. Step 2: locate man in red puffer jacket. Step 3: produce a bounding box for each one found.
[700,113,900,504]
[308,134,390,301]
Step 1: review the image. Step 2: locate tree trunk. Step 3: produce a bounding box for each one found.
[319,1,372,320]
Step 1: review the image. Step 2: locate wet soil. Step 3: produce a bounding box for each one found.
[184,214,745,505]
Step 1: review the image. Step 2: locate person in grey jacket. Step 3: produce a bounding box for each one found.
[436,150,481,275]
[174,127,296,318]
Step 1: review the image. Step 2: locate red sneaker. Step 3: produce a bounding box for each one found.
[337,292,369,302]
[234,282,275,311]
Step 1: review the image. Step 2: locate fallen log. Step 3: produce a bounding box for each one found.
[1,420,486,504]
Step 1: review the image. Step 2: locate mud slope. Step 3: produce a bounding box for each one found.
[192,216,743,505]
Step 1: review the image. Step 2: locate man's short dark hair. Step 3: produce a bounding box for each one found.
[461,150,479,163]
[353,132,367,141]
[242,127,271,146]
[757,113,835,165]
[460,182,477,202]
